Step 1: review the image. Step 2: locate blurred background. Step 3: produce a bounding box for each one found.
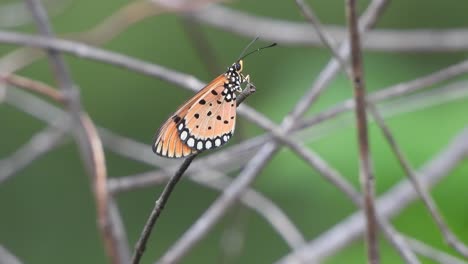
[1,0,468,263]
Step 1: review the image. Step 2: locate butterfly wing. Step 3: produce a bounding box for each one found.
[153,75,237,158]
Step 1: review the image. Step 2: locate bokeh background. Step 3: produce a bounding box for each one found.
[1,0,468,263]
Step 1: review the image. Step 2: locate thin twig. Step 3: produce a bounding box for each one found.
[132,154,198,264]
[346,0,379,262]
[0,73,64,102]
[0,30,204,91]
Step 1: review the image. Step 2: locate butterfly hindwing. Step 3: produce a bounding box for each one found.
[153,116,196,158]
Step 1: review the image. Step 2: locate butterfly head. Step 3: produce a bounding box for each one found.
[225,60,248,93]
[234,60,243,72]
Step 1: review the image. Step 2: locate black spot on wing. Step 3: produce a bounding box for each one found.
[172,115,181,123]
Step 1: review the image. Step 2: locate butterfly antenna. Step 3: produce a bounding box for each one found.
[238,37,260,61]
[239,42,277,61]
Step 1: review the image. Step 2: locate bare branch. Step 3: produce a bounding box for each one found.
[276,127,468,263]
[346,0,379,262]
[190,4,468,52]
[0,30,205,92]
[0,73,64,102]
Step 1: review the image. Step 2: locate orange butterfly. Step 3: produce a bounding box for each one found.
[153,41,276,158]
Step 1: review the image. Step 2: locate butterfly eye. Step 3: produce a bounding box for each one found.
[234,60,243,72]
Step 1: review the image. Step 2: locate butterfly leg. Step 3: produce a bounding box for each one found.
[238,74,250,92]
[244,74,250,83]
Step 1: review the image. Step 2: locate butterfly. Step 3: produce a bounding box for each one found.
[152,41,276,158]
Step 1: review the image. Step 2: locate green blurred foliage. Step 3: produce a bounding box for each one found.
[1,0,468,263]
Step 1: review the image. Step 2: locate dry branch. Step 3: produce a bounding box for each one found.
[276,127,468,263]
[346,0,379,262]
[191,4,468,52]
